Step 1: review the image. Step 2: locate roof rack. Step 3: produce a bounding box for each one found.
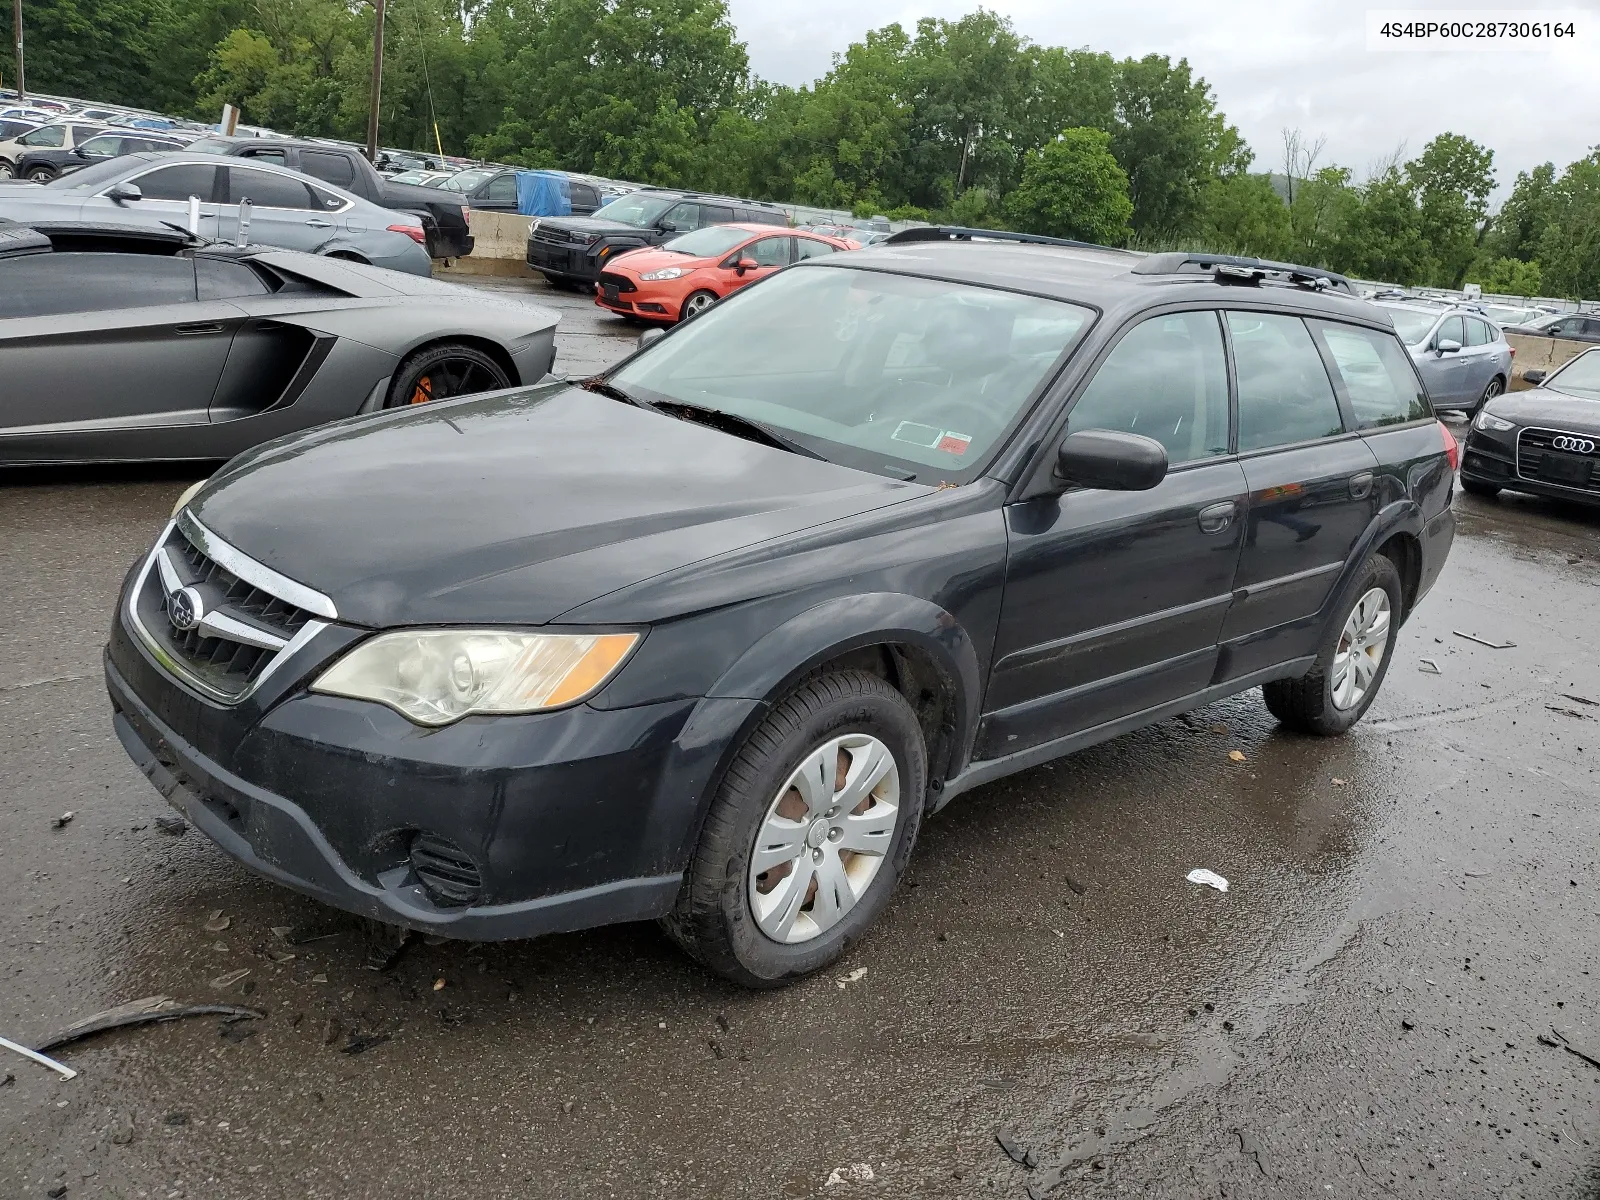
[1131,252,1353,293]
[884,225,1123,252]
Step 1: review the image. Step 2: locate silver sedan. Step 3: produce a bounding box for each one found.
[0,152,432,275]
[1373,302,1514,414]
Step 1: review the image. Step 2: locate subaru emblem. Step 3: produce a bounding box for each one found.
[168,586,205,632]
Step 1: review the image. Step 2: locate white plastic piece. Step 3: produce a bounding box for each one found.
[1186,868,1230,893]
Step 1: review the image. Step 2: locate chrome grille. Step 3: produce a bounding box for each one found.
[1516,427,1600,495]
[127,513,335,703]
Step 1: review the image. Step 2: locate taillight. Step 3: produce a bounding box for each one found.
[1508,345,1515,357]
[462,204,471,227]
[1439,419,1460,471]
[388,223,426,244]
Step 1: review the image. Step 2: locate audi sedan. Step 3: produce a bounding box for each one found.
[1460,347,1600,506]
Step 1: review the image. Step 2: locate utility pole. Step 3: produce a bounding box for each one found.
[12,0,24,101]
[364,0,385,162]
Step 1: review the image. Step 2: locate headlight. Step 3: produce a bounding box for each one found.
[1473,411,1516,433]
[170,478,207,517]
[639,266,686,281]
[311,629,640,726]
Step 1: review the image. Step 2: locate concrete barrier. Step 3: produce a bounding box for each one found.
[452,210,537,277]
[1506,333,1590,389]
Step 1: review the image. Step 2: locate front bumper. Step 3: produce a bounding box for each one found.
[1462,427,1600,507]
[106,617,761,939]
[526,238,601,283]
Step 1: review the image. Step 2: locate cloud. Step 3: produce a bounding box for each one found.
[726,0,1600,197]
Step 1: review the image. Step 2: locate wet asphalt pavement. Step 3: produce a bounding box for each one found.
[2,278,1599,1199]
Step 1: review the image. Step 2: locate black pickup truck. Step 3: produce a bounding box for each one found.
[184,136,473,260]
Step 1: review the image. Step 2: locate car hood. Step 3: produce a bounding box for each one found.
[190,383,920,628]
[607,247,712,274]
[535,215,651,237]
[1484,387,1600,430]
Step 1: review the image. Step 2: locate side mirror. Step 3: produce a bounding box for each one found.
[106,181,142,204]
[636,327,665,352]
[1055,429,1168,491]
[734,257,757,276]
[1435,338,1462,355]
[657,220,679,233]
[71,146,87,159]
[1522,368,1547,386]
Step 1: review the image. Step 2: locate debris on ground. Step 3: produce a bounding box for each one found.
[341,1031,392,1055]
[50,811,75,830]
[836,967,868,989]
[1418,658,1442,674]
[218,1015,259,1044]
[163,1111,189,1126]
[995,1128,1038,1168]
[1208,723,1228,735]
[1537,1033,1564,1048]
[1401,1018,1415,1031]
[203,910,231,933]
[1453,630,1516,649]
[1227,749,1247,762]
[1186,868,1229,892]
[1,1070,13,1087]
[824,1163,875,1186]
[1237,1129,1269,1175]
[109,1115,136,1145]
[1546,704,1595,721]
[153,816,188,836]
[1064,875,1087,896]
[433,978,446,991]
[208,969,251,991]
[1550,1028,1600,1070]
[0,1034,76,1080]
[1563,694,1598,707]
[1332,777,1348,786]
[31,996,264,1053]
[47,1184,67,1198]
[361,923,414,972]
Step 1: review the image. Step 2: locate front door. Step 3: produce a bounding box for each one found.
[1217,310,1380,678]
[95,162,222,240]
[982,310,1246,758]
[720,234,791,296]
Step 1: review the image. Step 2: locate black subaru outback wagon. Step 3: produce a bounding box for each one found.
[106,229,1456,988]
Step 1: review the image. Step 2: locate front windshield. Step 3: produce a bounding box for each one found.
[443,168,496,192]
[44,157,140,190]
[661,226,750,257]
[1382,307,1439,345]
[610,265,1094,482]
[591,193,675,228]
[1549,350,1600,397]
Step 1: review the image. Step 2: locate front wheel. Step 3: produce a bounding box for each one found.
[0,161,13,180]
[662,671,926,988]
[26,166,54,183]
[679,289,718,321]
[384,342,512,408]
[1263,554,1403,735]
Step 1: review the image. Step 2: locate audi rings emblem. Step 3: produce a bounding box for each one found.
[1551,435,1596,454]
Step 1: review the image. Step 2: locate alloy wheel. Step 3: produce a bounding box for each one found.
[1482,377,1504,404]
[407,358,501,404]
[0,162,12,179]
[1331,587,1392,710]
[748,733,901,944]
[684,292,715,317]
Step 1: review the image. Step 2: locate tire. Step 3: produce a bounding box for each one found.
[1480,375,1505,408]
[1262,554,1403,736]
[384,342,512,408]
[25,166,55,183]
[1460,477,1500,498]
[680,290,718,321]
[0,161,13,180]
[662,670,926,988]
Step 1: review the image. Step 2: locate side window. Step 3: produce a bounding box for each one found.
[1436,315,1465,347]
[794,237,837,260]
[1583,318,1600,339]
[701,204,734,226]
[300,150,356,189]
[1227,311,1346,451]
[747,208,787,226]
[662,202,702,231]
[572,183,597,208]
[1067,310,1230,466]
[0,253,195,318]
[484,173,517,205]
[133,164,219,202]
[78,135,122,157]
[746,236,791,268]
[241,147,287,167]
[22,126,65,147]
[226,167,315,210]
[196,257,271,300]
[1464,318,1492,347]
[70,125,101,141]
[1311,321,1431,429]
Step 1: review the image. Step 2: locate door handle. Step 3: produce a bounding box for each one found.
[1197,501,1236,534]
[174,323,226,336]
[305,218,334,229]
[1348,471,1374,500]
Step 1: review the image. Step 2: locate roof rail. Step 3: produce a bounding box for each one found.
[1131,252,1353,293]
[884,225,1124,252]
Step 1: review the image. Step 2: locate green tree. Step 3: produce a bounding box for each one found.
[19,0,174,106]
[1340,167,1430,284]
[1198,170,1290,258]
[1482,162,1558,262]
[1465,256,1543,296]
[1005,126,1132,244]
[1286,166,1359,270]
[1405,133,1495,287]
[1537,152,1600,300]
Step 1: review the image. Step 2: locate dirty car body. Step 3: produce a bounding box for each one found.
[106,232,1455,985]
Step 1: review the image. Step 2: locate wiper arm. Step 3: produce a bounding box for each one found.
[584,378,655,410]
[653,400,827,461]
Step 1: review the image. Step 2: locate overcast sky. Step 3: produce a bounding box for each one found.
[726,0,1600,200]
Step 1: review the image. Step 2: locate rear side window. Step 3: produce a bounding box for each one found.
[745,236,791,267]
[226,167,315,210]
[0,253,194,317]
[744,208,788,226]
[21,126,65,147]
[571,183,598,207]
[794,237,836,260]
[196,257,271,300]
[1464,318,1492,346]
[240,147,287,167]
[1227,312,1346,451]
[133,164,220,202]
[1312,321,1431,428]
[300,150,356,188]
[1068,310,1230,466]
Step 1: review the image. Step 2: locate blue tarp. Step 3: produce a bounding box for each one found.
[516,170,572,217]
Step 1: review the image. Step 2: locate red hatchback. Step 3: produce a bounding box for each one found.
[596,224,853,323]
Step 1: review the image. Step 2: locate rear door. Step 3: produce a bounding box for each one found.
[1217,310,1380,679]
[1458,316,1502,401]
[215,165,338,250]
[0,252,244,440]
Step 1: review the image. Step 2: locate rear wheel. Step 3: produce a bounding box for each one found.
[384,343,512,408]
[25,166,54,183]
[680,290,718,321]
[0,161,13,180]
[1263,554,1402,736]
[662,671,925,988]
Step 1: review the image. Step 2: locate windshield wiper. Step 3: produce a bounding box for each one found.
[653,400,828,461]
[584,378,655,410]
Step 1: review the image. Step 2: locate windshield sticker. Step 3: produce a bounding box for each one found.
[937,432,972,455]
[892,421,943,448]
